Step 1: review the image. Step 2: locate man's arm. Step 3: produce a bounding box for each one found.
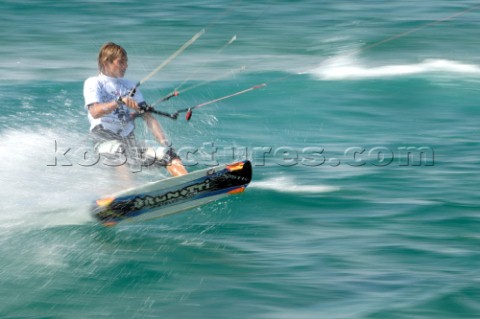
[88,100,119,119]
[143,112,188,176]
[143,112,169,145]
[88,97,139,119]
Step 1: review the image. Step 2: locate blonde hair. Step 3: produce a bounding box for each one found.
[98,42,127,72]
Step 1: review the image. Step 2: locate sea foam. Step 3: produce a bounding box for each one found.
[307,57,480,80]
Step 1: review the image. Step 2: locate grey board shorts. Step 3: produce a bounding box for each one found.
[90,125,179,168]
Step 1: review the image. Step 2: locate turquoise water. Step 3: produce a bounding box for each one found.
[1,1,480,318]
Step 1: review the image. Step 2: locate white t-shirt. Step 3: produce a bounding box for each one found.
[83,73,145,137]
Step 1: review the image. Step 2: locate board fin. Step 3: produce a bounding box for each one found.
[226,161,246,172]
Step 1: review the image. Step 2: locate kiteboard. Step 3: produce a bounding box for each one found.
[91,160,252,226]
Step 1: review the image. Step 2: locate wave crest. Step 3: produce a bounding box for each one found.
[252,177,339,194]
[307,57,480,80]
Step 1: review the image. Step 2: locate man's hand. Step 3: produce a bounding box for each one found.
[120,96,141,112]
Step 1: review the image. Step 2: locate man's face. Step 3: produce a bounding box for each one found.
[104,57,128,78]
